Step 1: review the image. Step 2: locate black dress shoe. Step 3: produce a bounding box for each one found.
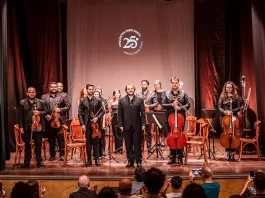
[177,157,183,166]
[167,158,176,165]
[125,162,134,168]
[60,156,64,161]
[86,161,92,166]
[20,163,30,168]
[36,162,46,167]
[49,157,55,161]
[136,162,142,168]
[95,159,101,166]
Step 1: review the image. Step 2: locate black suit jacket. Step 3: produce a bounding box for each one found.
[117,95,146,130]
[136,90,158,110]
[41,92,71,124]
[69,187,97,198]
[78,96,104,127]
[19,98,47,132]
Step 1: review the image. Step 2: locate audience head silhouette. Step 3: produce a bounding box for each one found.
[182,183,206,198]
[11,181,32,198]
[144,167,166,194]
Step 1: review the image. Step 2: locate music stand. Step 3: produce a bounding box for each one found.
[201,109,223,159]
[102,113,120,163]
[146,111,167,160]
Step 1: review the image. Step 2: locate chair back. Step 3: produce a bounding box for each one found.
[71,118,85,142]
[201,122,209,141]
[185,116,197,135]
[197,118,206,136]
[14,124,24,146]
[254,120,262,140]
[62,124,71,145]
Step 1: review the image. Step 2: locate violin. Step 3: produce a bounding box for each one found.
[51,104,61,128]
[166,99,186,149]
[220,98,241,149]
[31,104,42,132]
[91,112,102,139]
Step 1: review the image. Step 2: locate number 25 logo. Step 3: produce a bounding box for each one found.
[123,36,139,49]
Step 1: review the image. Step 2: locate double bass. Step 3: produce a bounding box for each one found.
[166,100,186,149]
[220,98,241,151]
[239,76,256,138]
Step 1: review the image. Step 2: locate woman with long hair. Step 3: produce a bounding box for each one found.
[108,89,123,153]
[77,85,88,106]
[218,81,242,161]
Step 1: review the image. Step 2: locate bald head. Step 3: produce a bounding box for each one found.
[119,178,132,195]
[78,175,90,188]
[201,165,213,178]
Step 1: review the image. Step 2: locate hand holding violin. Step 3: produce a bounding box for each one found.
[45,115,52,121]
[33,110,40,115]
[92,117,98,123]
[172,102,181,110]
[82,125,86,132]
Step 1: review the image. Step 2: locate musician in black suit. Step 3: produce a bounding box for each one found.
[19,87,47,168]
[41,82,71,161]
[162,77,190,165]
[136,80,158,153]
[118,84,146,168]
[78,84,104,166]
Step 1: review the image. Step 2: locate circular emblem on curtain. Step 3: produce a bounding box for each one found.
[118,29,143,55]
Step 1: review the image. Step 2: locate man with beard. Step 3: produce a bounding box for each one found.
[78,84,104,166]
[118,84,146,168]
[162,77,190,165]
[136,80,158,153]
[41,82,71,161]
[19,87,47,168]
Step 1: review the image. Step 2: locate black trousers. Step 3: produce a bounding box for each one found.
[123,127,142,163]
[112,125,123,151]
[23,130,43,164]
[47,126,64,157]
[142,124,152,150]
[86,125,100,161]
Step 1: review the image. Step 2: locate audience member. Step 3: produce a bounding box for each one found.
[11,181,32,198]
[164,176,183,198]
[249,172,265,198]
[240,170,265,197]
[27,180,45,198]
[182,183,207,198]
[118,178,132,198]
[98,187,116,198]
[69,175,97,198]
[0,182,6,198]
[131,167,166,198]
[131,167,145,195]
[189,165,220,198]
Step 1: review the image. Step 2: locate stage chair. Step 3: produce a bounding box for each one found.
[185,122,209,165]
[14,124,25,166]
[184,116,197,137]
[238,120,262,161]
[62,124,86,166]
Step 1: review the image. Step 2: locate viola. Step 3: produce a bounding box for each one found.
[166,108,186,149]
[91,112,102,139]
[31,104,42,132]
[154,104,163,111]
[51,104,61,128]
[220,98,241,149]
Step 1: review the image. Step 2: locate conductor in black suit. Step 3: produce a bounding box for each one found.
[118,84,146,168]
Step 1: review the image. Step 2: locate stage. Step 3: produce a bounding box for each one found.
[1,138,264,180]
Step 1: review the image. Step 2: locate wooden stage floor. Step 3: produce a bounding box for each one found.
[1,138,265,180]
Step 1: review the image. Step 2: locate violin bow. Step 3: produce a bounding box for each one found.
[93,96,112,118]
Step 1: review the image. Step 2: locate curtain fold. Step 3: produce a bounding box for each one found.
[251,0,265,154]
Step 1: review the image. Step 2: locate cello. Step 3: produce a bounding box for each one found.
[220,97,241,153]
[166,101,186,149]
